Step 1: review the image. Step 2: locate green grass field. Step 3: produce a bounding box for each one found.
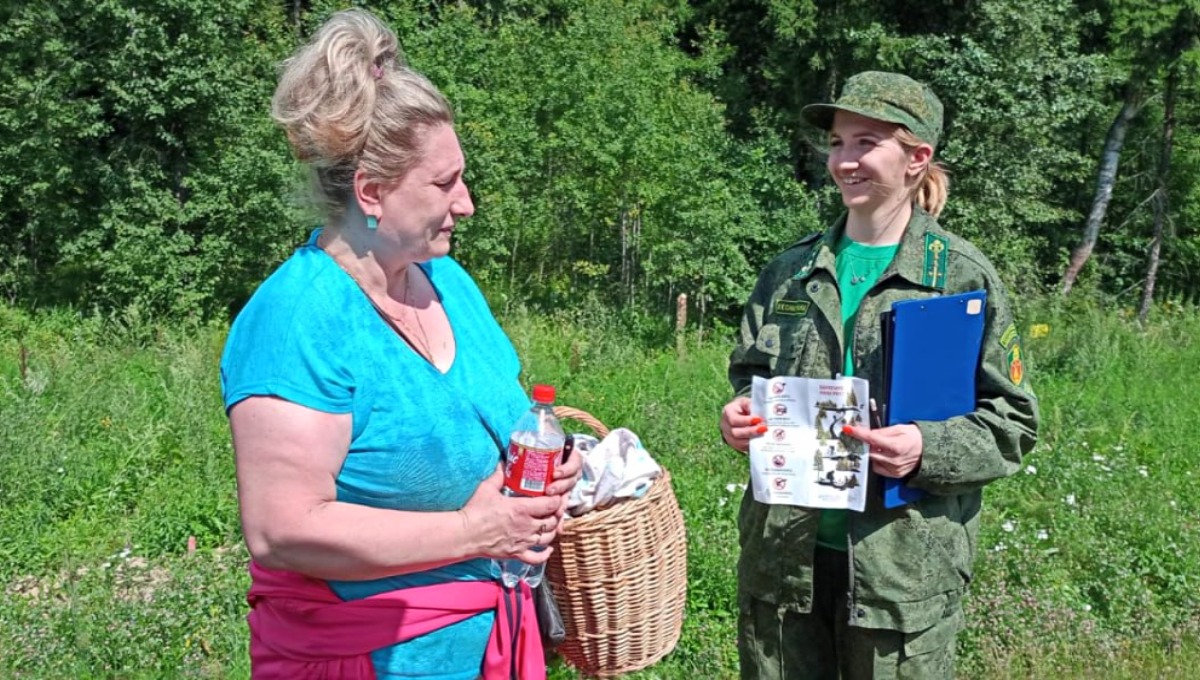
[1,298,1198,678]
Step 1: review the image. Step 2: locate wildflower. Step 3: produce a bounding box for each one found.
[992,542,1007,552]
[1036,529,1049,541]
[1024,465,1037,475]
[1092,454,1105,462]
[1065,494,1077,506]
[1137,466,1148,477]
[1001,520,1015,533]
[718,497,728,507]
[1030,324,1049,339]
[1113,445,1124,452]
[1083,604,1092,612]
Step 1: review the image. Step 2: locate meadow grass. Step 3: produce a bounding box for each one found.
[0,298,1197,678]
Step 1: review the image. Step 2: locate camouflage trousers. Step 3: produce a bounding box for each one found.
[738,548,962,680]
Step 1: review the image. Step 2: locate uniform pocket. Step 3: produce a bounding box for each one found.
[903,607,964,658]
[754,324,783,373]
[767,318,816,377]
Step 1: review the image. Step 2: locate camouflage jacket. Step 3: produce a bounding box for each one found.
[729,207,1039,633]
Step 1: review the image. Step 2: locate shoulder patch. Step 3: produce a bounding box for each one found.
[999,322,1019,350]
[922,233,949,289]
[1006,342,1025,386]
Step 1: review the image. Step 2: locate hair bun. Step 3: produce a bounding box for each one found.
[271,9,402,165]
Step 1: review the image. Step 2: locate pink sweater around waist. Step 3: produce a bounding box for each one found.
[246,561,546,680]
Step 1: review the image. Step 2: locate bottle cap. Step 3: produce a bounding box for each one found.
[532,384,555,404]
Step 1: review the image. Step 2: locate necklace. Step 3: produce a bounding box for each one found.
[378,267,433,360]
[320,238,440,363]
[849,264,868,286]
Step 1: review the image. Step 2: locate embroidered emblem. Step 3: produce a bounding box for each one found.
[999,322,1019,350]
[776,299,811,316]
[1006,342,1024,386]
[922,233,949,289]
[792,255,818,280]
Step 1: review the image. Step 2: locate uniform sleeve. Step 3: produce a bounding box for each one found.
[728,265,782,397]
[908,258,1039,495]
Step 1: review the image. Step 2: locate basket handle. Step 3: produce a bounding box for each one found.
[553,406,610,439]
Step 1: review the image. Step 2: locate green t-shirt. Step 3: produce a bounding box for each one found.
[815,233,900,551]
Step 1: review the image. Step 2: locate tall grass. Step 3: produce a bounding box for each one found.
[0,298,1197,678]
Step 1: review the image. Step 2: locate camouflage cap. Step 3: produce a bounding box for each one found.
[801,71,944,147]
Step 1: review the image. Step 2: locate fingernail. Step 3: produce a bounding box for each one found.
[750,417,763,425]
[756,425,768,434]
[843,425,856,436]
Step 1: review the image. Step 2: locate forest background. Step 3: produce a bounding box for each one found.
[4,0,1199,321]
[1,0,1199,677]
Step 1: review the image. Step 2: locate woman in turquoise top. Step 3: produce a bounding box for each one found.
[220,9,581,679]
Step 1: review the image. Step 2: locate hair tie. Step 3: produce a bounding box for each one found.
[371,64,384,79]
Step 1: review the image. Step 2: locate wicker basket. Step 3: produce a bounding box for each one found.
[545,407,688,678]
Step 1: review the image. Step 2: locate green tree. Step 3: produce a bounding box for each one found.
[1062,0,1200,296]
[0,0,302,317]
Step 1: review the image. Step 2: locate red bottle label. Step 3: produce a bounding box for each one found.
[504,442,560,496]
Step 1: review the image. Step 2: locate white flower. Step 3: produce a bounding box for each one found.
[1100,465,1112,472]
[56,467,64,474]
[1083,604,1092,612]
[1024,465,1038,475]
[1065,494,1077,506]
[1036,529,1050,541]
[725,483,738,493]
[1113,445,1124,452]
[1092,454,1106,462]
[1001,520,1016,533]
[1137,466,1149,477]
[993,542,1007,552]
[718,497,728,507]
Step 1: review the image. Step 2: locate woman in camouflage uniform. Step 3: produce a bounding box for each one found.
[718,72,1039,679]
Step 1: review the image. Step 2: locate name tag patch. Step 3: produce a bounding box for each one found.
[775,299,811,316]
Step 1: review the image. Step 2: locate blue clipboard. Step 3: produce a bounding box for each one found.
[880,289,987,508]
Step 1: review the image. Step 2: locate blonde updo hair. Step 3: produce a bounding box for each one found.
[271,9,454,220]
[894,127,949,218]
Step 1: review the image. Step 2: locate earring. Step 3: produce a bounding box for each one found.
[366,215,378,231]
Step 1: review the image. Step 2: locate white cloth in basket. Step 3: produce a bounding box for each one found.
[566,428,662,517]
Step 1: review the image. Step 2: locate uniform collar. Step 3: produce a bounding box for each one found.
[792,205,948,292]
[885,206,949,291]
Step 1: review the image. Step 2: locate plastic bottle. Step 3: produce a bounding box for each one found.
[498,384,565,588]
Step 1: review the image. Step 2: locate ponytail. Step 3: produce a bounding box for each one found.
[914,162,949,217]
[894,128,950,217]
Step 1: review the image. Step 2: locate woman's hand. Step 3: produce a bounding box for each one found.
[843,424,923,478]
[459,464,576,565]
[719,396,766,453]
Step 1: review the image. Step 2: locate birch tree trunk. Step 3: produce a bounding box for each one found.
[1061,84,1143,295]
[1138,64,1179,325]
